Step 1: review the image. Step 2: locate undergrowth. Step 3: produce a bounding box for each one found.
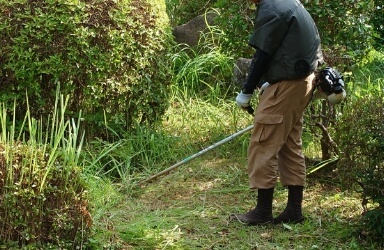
[0,92,91,248]
[88,50,384,249]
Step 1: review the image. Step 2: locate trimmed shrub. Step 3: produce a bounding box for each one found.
[0,0,173,138]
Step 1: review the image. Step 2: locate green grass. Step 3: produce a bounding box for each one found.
[0,89,90,247]
[87,49,384,249]
[88,97,380,249]
[90,156,378,249]
[1,11,382,248]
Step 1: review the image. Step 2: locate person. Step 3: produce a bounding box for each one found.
[232,0,324,225]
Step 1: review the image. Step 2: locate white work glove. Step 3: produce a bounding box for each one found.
[236,91,252,108]
[258,82,270,96]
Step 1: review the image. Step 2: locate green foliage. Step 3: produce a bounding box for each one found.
[82,126,188,181]
[363,208,384,243]
[370,0,384,49]
[336,95,384,200]
[165,0,215,26]
[213,0,255,58]
[0,0,173,138]
[0,94,91,248]
[334,60,383,242]
[79,40,244,182]
[303,0,375,69]
[170,44,235,103]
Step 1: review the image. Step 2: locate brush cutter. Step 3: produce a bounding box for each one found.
[139,122,254,185]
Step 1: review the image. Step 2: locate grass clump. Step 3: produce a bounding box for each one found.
[170,42,236,104]
[0,94,91,248]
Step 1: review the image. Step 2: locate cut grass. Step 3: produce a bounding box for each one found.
[89,99,381,249]
[90,154,379,249]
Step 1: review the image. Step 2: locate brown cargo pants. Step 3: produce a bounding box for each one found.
[248,74,315,189]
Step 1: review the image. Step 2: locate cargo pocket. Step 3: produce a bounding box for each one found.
[254,113,284,143]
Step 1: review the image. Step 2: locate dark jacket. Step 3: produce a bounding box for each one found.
[249,0,323,83]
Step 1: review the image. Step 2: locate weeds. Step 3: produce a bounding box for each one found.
[170,42,236,104]
[0,90,91,248]
[88,49,384,248]
[2,40,382,249]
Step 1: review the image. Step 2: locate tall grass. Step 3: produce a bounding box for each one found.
[349,50,384,99]
[0,89,90,248]
[170,42,236,104]
[82,128,187,182]
[83,37,253,186]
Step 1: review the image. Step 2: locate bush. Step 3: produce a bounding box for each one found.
[370,0,384,50]
[304,0,375,69]
[166,0,215,26]
[0,0,173,138]
[214,0,377,67]
[213,0,255,58]
[363,208,384,244]
[0,96,91,248]
[335,84,383,242]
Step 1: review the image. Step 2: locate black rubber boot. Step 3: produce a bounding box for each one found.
[231,188,274,225]
[273,185,305,224]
